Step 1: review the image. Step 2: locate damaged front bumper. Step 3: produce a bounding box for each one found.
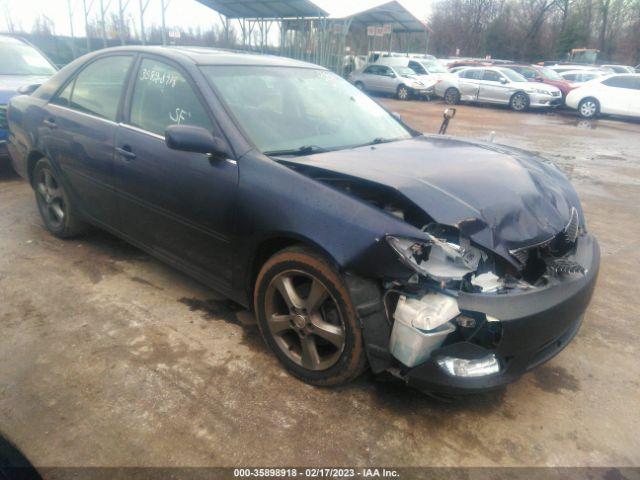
[390,234,600,394]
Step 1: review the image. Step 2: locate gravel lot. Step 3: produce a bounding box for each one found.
[1,99,639,469]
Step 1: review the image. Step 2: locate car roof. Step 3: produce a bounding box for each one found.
[0,34,27,45]
[90,45,324,69]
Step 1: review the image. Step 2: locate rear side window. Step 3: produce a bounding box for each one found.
[363,66,378,75]
[460,69,482,80]
[602,76,637,89]
[563,73,576,81]
[52,55,133,121]
[129,58,212,136]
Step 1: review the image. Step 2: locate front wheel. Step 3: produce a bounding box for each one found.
[578,98,600,119]
[254,246,367,386]
[397,85,410,101]
[510,92,530,112]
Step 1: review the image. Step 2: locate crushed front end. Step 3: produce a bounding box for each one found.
[379,217,599,394]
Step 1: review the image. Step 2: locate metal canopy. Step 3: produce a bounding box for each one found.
[335,1,428,33]
[195,0,328,19]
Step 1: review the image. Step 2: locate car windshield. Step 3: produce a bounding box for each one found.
[422,61,448,73]
[499,68,527,82]
[539,67,562,80]
[201,66,412,154]
[394,66,416,77]
[0,42,56,75]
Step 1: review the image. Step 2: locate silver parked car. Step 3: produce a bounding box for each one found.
[435,67,563,111]
[348,64,433,100]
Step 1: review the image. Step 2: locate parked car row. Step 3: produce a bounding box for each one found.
[347,55,640,120]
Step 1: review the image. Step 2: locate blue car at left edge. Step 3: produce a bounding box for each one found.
[0,35,57,164]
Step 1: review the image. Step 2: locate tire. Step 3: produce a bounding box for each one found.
[397,85,410,101]
[578,97,599,119]
[254,246,368,386]
[510,92,530,112]
[444,87,461,105]
[33,158,86,238]
[354,81,365,92]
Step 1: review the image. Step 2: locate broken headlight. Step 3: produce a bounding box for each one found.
[386,232,483,281]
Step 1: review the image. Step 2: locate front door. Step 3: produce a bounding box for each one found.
[43,54,134,225]
[478,69,511,104]
[114,57,238,288]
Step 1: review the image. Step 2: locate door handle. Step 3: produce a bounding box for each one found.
[116,146,137,160]
[43,118,56,129]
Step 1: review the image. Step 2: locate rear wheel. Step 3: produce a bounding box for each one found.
[254,246,367,386]
[444,87,460,105]
[354,81,365,92]
[578,97,599,119]
[510,92,530,112]
[33,158,86,238]
[397,85,410,100]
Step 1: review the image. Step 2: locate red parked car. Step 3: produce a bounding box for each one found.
[504,64,576,98]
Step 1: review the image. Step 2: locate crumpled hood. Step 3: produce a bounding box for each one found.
[0,75,49,104]
[281,136,583,262]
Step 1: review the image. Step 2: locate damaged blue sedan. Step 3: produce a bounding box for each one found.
[7,47,599,394]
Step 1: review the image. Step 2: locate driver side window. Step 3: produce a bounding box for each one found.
[129,58,212,136]
[482,70,503,82]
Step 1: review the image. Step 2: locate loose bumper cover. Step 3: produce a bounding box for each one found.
[403,234,600,394]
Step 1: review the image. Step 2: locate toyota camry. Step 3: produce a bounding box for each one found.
[7,47,599,394]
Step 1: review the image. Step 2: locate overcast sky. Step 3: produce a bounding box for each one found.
[1,0,431,37]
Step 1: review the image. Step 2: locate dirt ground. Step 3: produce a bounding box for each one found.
[1,98,639,469]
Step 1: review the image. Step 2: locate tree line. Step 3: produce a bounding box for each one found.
[428,0,640,64]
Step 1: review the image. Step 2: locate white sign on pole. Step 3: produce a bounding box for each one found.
[367,26,376,36]
[375,26,384,37]
[382,24,392,34]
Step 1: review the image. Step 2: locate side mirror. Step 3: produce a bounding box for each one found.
[391,111,402,122]
[499,77,508,84]
[17,83,41,95]
[165,125,230,159]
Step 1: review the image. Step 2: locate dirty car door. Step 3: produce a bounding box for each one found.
[114,57,238,288]
[44,54,134,225]
[457,69,481,101]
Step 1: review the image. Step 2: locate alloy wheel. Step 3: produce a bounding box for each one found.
[264,270,346,371]
[36,169,66,229]
[512,93,528,111]
[444,88,459,104]
[580,100,597,118]
[398,86,409,100]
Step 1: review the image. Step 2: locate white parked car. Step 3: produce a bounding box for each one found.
[560,70,605,84]
[565,74,640,119]
[601,64,636,74]
[435,67,562,111]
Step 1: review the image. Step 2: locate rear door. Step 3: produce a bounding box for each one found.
[113,56,238,288]
[599,76,636,115]
[44,54,135,225]
[457,69,481,101]
[478,69,510,104]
